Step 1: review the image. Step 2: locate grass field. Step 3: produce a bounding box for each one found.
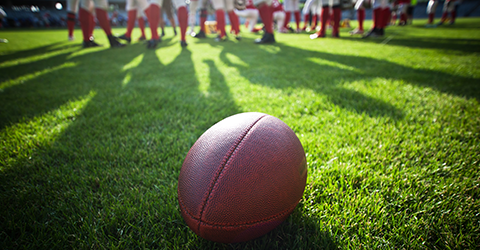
[1,18,479,249]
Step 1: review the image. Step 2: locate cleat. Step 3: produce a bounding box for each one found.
[332,32,340,38]
[0,38,9,43]
[138,36,146,41]
[254,32,275,44]
[194,30,206,38]
[118,34,132,43]
[215,35,227,42]
[174,28,177,36]
[108,35,126,48]
[180,40,188,47]
[68,35,75,41]
[83,40,102,48]
[147,38,161,49]
[310,32,325,39]
[235,35,242,41]
[362,28,379,38]
[161,29,166,37]
[349,29,364,35]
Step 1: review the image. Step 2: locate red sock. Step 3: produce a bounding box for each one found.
[258,4,273,33]
[216,9,226,37]
[294,11,300,30]
[227,10,240,35]
[79,8,91,41]
[145,4,161,40]
[67,12,76,37]
[95,8,112,36]
[319,6,329,35]
[303,13,309,29]
[177,6,188,41]
[200,9,207,32]
[284,11,291,29]
[138,17,146,37]
[312,14,318,28]
[428,13,434,24]
[383,7,390,27]
[89,12,95,39]
[332,7,340,35]
[358,8,365,31]
[450,10,456,23]
[441,12,447,22]
[373,7,383,29]
[400,13,407,24]
[125,10,137,37]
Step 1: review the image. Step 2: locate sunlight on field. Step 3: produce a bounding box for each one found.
[0,91,96,171]
[0,62,76,90]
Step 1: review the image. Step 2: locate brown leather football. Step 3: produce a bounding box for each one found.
[178,112,307,243]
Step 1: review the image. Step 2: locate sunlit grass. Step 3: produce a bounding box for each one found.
[0,18,479,249]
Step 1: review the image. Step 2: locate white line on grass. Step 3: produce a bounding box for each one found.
[381,35,394,45]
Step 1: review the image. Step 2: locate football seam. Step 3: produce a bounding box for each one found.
[197,114,268,232]
[179,193,299,228]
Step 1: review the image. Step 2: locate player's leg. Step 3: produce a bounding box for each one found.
[144,0,163,48]
[138,16,147,40]
[174,0,189,46]
[211,0,227,40]
[92,0,125,47]
[310,0,328,39]
[330,0,341,37]
[225,0,241,37]
[273,10,286,32]
[293,0,301,32]
[426,0,437,26]
[363,0,385,38]
[254,0,275,43]
[119,0,137,43]
[67,0,80,40]
[188,0,198,34]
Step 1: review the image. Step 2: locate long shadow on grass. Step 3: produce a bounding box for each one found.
[0,42,244,248]
[218,38,479,112]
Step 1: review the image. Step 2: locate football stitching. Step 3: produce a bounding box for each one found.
[197,114,268,233]
[179,190,300,228]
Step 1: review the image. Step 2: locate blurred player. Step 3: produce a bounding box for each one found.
[272,0,287,32]
[211,0,241,41]
[234,0,260,32]
[253,0,276,43]
[437,0,458,26]
[159,0,178,37]
[349,0,366,35]
[310,0,341,38]
[301,0,319,31]
[362,0,390,38]
[79,0,125,48]
[283,0,301,32]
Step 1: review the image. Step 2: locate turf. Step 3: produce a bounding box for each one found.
[0,18,479,249]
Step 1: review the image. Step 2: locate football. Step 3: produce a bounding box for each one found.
[178,112,307,243]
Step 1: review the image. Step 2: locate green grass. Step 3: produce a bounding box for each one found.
[0,18,479,249]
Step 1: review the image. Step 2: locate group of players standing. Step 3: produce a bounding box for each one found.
[65,0,461,49]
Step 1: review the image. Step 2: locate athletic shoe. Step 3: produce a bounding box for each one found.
[310,32,325,39]
[235,35,242,41]
[254,32,275,44]
[174,28,177,36]
[138,36,146,41]
[215,35,227,42]
[83,40,102,48]
[332,32,340,38]
[349,29,364,35]
[147,39,161,49]
[108,35,126,48]
[194,30,206,38]
[362,28,379,38]
[68,36,75,41]
[0,38,9,43]
[161,29,166,37]
[296,28,301,33]
[118,34,132,43]
[180,40,188,47]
